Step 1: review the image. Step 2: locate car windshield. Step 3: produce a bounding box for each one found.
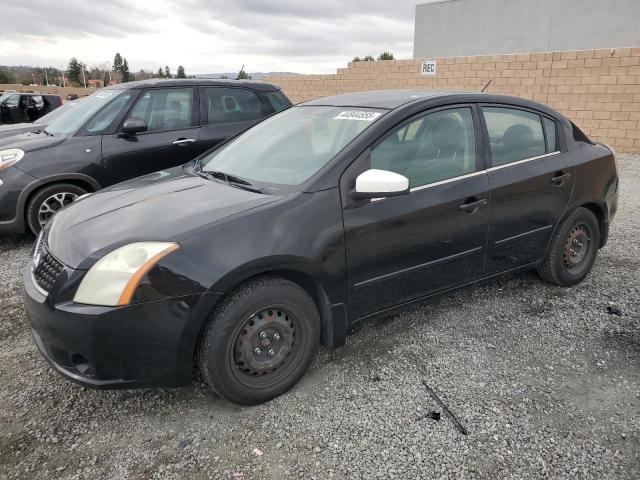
[45,90,126,137]
[199,106,385,188]
[0,93,13,104]
[35,100,81,125]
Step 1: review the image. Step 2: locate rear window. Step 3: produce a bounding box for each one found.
[483,107,548,166]
[571,122,593,144]
[204,87,262,125]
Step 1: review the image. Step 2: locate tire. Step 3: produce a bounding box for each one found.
[198,276,320,405]
[26,183,87,235]
[536,207,600,287]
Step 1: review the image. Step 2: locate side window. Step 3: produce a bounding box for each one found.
[205,88,262,125]
[483,107,547,166]
[371,108,476,188]
[127,88,193,133]
[264,92,289,114]
[543,117,557,152]
[85,93,133,134]
[5,95,20,107]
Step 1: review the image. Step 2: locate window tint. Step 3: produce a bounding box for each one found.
[483,107,546,166]
[205,88,262,125]
[128,88,193,133]
[85,93,132,133]
[5,95,20,107]
[264,92,289,113]
[543,117,557,152]
[371,108,476,188]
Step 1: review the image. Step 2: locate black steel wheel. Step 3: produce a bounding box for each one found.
[198,276,320,405]
[537,207,600,286]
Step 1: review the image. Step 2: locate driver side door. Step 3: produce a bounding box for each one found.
[101,87,200,185]
[342,106,491,320]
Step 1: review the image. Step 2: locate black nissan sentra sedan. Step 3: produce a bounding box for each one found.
[0,79,291,235]
[23,90,619,405]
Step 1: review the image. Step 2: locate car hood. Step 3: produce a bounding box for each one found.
[0,130,64,151]
[0,122,34,132]
[47,167,281,269]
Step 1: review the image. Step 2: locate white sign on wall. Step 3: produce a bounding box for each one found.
[421,59,437,76]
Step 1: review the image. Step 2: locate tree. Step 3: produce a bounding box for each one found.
[122,59,130,82]
[67,57,82,85]
[157,67,164,78]
[363,55,375,61]
[0,68,14,84]
[113,53,123,72]
[352,56,362,62]
[377,52,395,61]
[176,66,186,79]
[164,66,171,79]
[237,68,251,80]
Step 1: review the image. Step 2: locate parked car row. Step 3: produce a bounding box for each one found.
[0,99,80,140]
[0,92,63,124]
[14,82,618,405]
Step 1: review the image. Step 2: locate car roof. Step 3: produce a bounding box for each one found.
[300,90,459,109]
[103,78,281,92]
[7,92,59,98]
[298,89,560,116]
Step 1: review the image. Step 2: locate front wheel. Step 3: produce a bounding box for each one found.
[26,183,87,235]
[198,276,320,405]
[537,207,600,286]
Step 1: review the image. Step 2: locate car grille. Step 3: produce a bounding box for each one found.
[32,233,64,293]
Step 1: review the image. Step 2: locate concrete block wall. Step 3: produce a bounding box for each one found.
[266,48,640,153]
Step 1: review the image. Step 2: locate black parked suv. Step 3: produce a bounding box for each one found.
[0,79,291,234]
[0,92,63,124]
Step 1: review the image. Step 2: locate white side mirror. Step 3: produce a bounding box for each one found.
[354,169,410,199]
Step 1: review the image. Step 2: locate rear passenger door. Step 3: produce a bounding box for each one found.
[101,87,200,184]
[481,105,573,274]
[198,87,264,154]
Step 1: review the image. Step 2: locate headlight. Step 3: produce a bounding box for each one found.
[73,242,179,306]
[0,148,25,171]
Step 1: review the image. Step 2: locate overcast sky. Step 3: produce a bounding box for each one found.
[0,0,419,74]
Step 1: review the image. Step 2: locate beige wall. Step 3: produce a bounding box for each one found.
[266,47,640,153]
[0,84,94,99]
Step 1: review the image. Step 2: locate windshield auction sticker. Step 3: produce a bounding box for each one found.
[334,111,382,121]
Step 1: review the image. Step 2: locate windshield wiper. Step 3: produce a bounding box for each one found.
[42,129,53,137]
[204,170,251,185]
[197,169,266,194]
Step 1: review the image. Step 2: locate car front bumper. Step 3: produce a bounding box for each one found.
[0,166,33,234]
[23,264,201,389]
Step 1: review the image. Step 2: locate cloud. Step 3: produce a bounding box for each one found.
[0,0,418,74]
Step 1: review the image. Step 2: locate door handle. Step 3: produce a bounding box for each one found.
[459,198,488,213]
[551,172,571,185]
[172,138,196,145]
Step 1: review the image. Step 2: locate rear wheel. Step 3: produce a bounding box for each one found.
[26,183,87,235]
[536,207,600,286]
[198,276,320,405]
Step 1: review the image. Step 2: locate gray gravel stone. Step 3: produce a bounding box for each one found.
[0,155,638,479]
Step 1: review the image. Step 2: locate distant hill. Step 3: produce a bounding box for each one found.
[194,72,299,80]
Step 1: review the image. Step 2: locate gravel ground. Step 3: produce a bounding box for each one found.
[0,155,639,480]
